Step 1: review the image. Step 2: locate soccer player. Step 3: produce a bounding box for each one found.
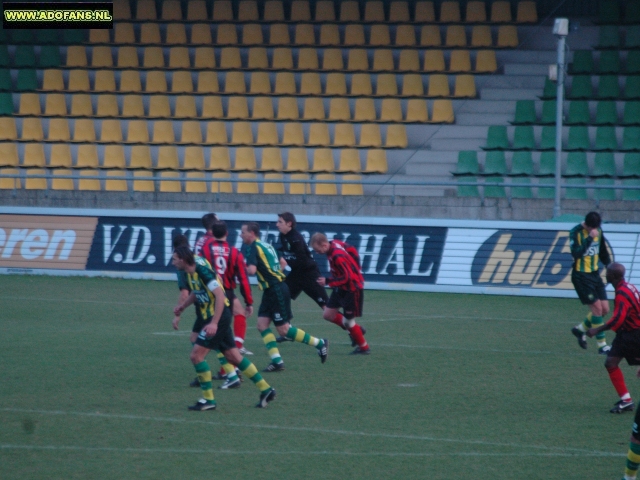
[586,263,640,414]
[193,212,217,256]
[201,220,254,358]
[569,211,612,354]
[172,245,276,410]
[310,233,370,355]
[240,221,328,371]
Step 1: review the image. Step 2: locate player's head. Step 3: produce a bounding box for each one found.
[276,212,296,234]
[201,213,218,232]
[172,245,195,270]
[211,220,228,240]
[310,232,330,254]
[172,234,190,249]
[584,211,602,230]
[241,222,260,244]
[606,262,626,286]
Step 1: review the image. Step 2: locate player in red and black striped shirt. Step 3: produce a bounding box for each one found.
[588,263,640,414]
[201,221,254,358]
[311,232,370,355]
[193,213,217,256]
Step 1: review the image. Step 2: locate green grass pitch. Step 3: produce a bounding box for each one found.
[0,274,635,479]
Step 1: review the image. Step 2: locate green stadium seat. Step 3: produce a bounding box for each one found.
[38,45,62,68]
[625,76,640,99]
[598,25,620,48]
[541,78,558,99]
[483,151,507,175]
[569,76,593,99]
[15,45,36,67]
[567,101,591,125]
[541,100,557,124]
[454,150,479,175]
[483,176,506,198]
[11,30,34,44]
[565,151,589,176]
[594,126,619,150]
[538,151,557,176]
[512,100,536,125]
[512,125,536,150]
[623,152,640,177]
[627,51,640,74]
[599,51,621,74]
[599,0,621,24]
[36,30,59,44]
[536,177,555,198]
[0,46,9,68]
[456,176,479,197]
[0,92,13,115]
[540,126,557,150]
[565,177,588,199]
[571,51,594,74]
[622,127,640,151]
[627,26,640,48]
[16,69,37,91]
[0,69,11,91]
[510,151,534,176]
[593,151,617,176]
[63,29,86,44]
[626,0,640,23]
[484,125,509,150]
[594,178,616,200]
[566,126,591,151]
[597,75,620,99]
[622,178,640,200]
[594,101,618,125]
[510,177,533,198]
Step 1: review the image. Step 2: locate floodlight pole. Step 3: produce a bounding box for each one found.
[554,20,568,218]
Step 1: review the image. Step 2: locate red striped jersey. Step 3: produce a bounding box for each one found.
[607,281,640,332]
[326,240,364,291]
[200,238,253,307]
[194,233,213,257]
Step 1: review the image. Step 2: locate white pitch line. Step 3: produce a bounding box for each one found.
[0,444,623,458]
[0,408,616,456]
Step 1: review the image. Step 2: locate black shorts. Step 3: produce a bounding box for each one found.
[286,270,328,308]
[194,307,235,352]
[191,311,208,333]
[633,405,640,441]
[571,270,607,305]
[258,282,292,326]
[225,288,237,304]
[609,329,640,366]
[327,288,363,320]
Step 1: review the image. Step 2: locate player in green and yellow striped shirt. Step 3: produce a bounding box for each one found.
[569,211,613,354]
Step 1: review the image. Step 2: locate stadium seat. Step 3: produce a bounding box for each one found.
[145,72,167,93]
[264,1,285,20]
[365,1,385,21]
[628,51,640,74]
[274,73,296,95]
[285,148,309,172]
[117,47,138,68]
[22,118,44,141]
[454,151,479,175]
[348,50,369,71]
[565,151,589,176]
[294,24,315,45]
[0,93,13,116]
[593,151,617,176]
[476,50,498,73]
[359,124,382,147]
[225,72,247,95]
[423,50,446,72]
[379,98,402,122]
[180,121,203,144]
[567,101,591,125]
[497,25,518,47]
[126,120,148,143]
[352,73,373,95]
[623,102,640,125]
[490,1,512,22]
[187,1,207,20]
[309,123,331,146]
[440,1,461,22]
[79,169,102,191]
[484,151,507,175]
[197,72,219,94]
[465,1,487,22]
[342,175,363,195]
[269,24,290,45]
[483,176,506,198]
[137,0,158,19]
[207,146,230,170]
[94,70,116,92]
[257,122,279,145]
[415,1,436,21]
[51,168,73,190]
[250,72,271,94]
[373,50,394,71]
[326,73,347,95]
[283,123,305,146]
[402,74,424,96]
[471,26,493,47]
[598,25,621,48]
[599,51,621,74]
[66,46,88,67]
[271,48,293,69]
[485,125,509,150]
[512,125,536,150]
[511,151,534,176]
[73,119,96,142]
[0,118,16,141]
[156,146,179,169]
[201,97,223,119]
[49,118,71,141]
[231,122,254,145]
[513,100,537,125]
[569,76,593,99]
[597,75,621,99]
[120,70,142,93]
[456,175,479,197]
[565,177,588,199]
[315,0,336,21]
[23,68,47,91]
[516,1,537,22]
[337,150,361,173]
[599,0,621,24]
[322,49,344,70]
[297,48,318,69]
[345,25,366,46]
[431,99,454,123]
[571,51,594,74]
[24,168,48,190]
[220,48,242,69]
[449,50,471,72]
[566,126,591,150]
[364,149,387,173]
[239,0,259,21]
[594,126,618,150]
[277,97,298,120]
[315,174,338,195]
[622,127,640,151]
[233,147,257,171]
[92,46,113,68]
[445,26,467,48]
[311,149,334,172]
[319,25,340,46]
[420,25,441,47]
[121,95,143,117]
[114,23,135,43]
[627,26,640,49]
[243,25,264,45]
[259,148,283,172]
[169,48,190,69]
[129,145,153,169]
[428,74,450,97]
[39,45,62,68]
[330,98,352,121]
[76,144,99,168]
[212,0,233,20]
[595,101,618,125]
[454,75,476,98]
[191,24,212,44]
[510,177,533,198]
[626,76,640,99]
[140,24,161,44]
[49,144,72,168]
[149,95,171,118]
[399,50,420,71]
[19,93,41,115]
[623,152,640,177]
[395,25,416,46]
[390,1,410,21]
[539,100,556,124]
[385,125,408,148]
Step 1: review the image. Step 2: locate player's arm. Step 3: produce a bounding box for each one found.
[203,284,226,337]
[244,243,258,275]
[587,294,629,336]
[172,288,190,330]
[174,292,196,316]
[326,255,351,288]
[235,251,254,310]
[599,233,612,266]
[569,227,592,259]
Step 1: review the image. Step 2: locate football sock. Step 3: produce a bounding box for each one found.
[216,351,238,381]
[591,315,607,347]
[194,361,215,404]
[285,326,322,348]
[328,312,347,330]
[348,324,368,349]
[234,314,247,349]
[606,365,630,399]
[238,358,271,393]
[261,328,283,364]
[576,312,593,333]
[625,442,640,480]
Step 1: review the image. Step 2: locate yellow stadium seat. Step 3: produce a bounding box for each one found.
[329,98,351,121]
[303,97,325,120]
[517,1,537,23]
[359,124,382,147]
[120,70,142,92]
[22,144,45,167]
[73,119,96,142]
[128,145,151,169]
[297,48,318,69]
[354,98,376,121]
[92,46,113,67]
[315,174,337,195]
[121,95,144,117]
[399,50,420,71]
[71,94,93,116]
[191,24,212,44]
[197,72,219,93]
[446,25,467,47]
[315,0,336,21]
[243,24,264,45]
[291,1,311,21]
[126,120,148,143]
[260,148,283,171]
[491,1,512,22]
[300,73,321,94]
[345,25,365,46]
[471,25,493,47]
[423,50,446,72]
[277,97,299,120]
[22,118,44,141]
[263,173,285,194]
[66,46,88,67]
[231,122,253,145]
[171,71,193,93]
[238,1,259,21]
[69,70,91,92]
[431,99,455,123]
[275,72,297,94]
[348,49,369,71]
[402,74,424,96]
[114,23,136,43]
[376,73,398,96]
[210,172,232,193]
[272,48,294,69]
[283,123,305,146]
[269,24,290,44]
[326,73,347,95]
[101,119,125,143]
[236,172,259,194]
[117,46,138,68]
[78,169,101,191]
[405,98,429,122]
[51,169,74,190]
[415,1,436,22]
[250,72,271,94]
[105,170,128,191]
[132,170,154,192]
[420,25,441,47]
[19,93,40,115]
[322,49,344,70]
[213,0,233,20]
[340,1,360,21]
[140,24,161,44]
[225,72,246,95]
[202,97,223,119]
[440,1,461,22]
[264,1,285,20]
[234,147,257,171]
[428,74,450,96]
[286,149,309,171]
[0,118,16,141]
[43,69,64,91]
[209,146,231,170]
[187,1,208,20]
[373,50,394,71]
[351,73,373,95]
[454,74,476,97]
[475,50,497,72]
[220,48,242,69]
[395,25,416,46]
[319,24,340,46]
[365,149,387,173]
[311,148,334,172]
[137,0,158,20]
[309,123,330,146]
[174,97,197,119]
[227,96,250,119]
[365,1,385,21]
[294,24,315,44]
[94,70,116,92]
[161,0,182,20]
[48,118,70,141]
[145,71,167,93]
[386,125,408,148]
[193,47,215,69]
[253,97,275,120]
[497,25,519,47]
[169,47,190,69]
[289,173,310,194]
[449,50,472,72]
[143,47,164,68]
[25,168,47,189]
[156,146,179,169]
[337,149,361,172]
[149,95,171,118]
[466,1,487,22]
[185,171,207,192]
[390,1,410,21]
[342,175,363,195]
[183,146,205,170]
[49,144,72,168]
[76,144,99,168]
[380,98,403,122]
[113,0,131,20]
